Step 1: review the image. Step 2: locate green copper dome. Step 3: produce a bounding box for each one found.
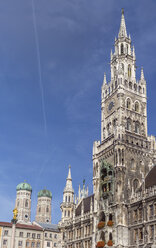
[38,189,52,199]
[16,182,32,192]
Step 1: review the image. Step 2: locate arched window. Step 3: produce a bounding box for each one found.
[126,118,131,131]
[131,158,135,170]
[109,233,113,241]
[100,231,105,241]
[25,200,28,208]
[128,64,131,77]
[68,196,70,202]
[68,210,70,217]
[99,212,105,222]
[135,102,139,112]
[65,196,67,202]
[109,214,113,221]
[46,207,49,213]
[134,84,137,91]
[135,122,140,134]
[139,86,142,93]
[121,43,124,54]
[39,207,41,213]
[126,98,131,109]
[129,81,132,89]
[133,179,139,192]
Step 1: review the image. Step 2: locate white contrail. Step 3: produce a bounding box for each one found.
[31,0,47,138]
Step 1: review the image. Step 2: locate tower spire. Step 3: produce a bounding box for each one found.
[65,165,73,190]
[118,8,127,38]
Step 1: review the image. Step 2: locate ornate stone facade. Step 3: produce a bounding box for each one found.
[59,9,156,248]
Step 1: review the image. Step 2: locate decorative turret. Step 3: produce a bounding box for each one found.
[77,180,88,204]
[15,181,32,224]
[60,165,74,222]
[35,189,52,224]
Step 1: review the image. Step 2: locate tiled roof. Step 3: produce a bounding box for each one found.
[145,165,156,188]
[75,194,94,217]
[36,222,59,232]
[0,222,42,231]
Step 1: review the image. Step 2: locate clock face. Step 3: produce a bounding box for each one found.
[108,101,114,111]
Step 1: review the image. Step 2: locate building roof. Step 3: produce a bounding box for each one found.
[36,222,59,232]
[145,165,156,188]
[16,182,32,192]
[38,189,52,199]
[75,194,94,217]
[0,222,42,231]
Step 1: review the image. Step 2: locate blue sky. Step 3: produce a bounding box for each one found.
[0,0,156,224]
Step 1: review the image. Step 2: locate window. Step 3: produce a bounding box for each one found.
[27,233,30,238]
[68,210,70,217]
[65,196,67,202]
[47,242,50,247]
[121,43,124,54]
[135,122,140,134]
[54,234,57,239]
[134,210,137,221]
[25,200,28,207]
[37,234,41,239]
[126,98,131,109]
[139,228,143,240]
[38,207,41,213]
[49,233,52,238]
[4,230,8,236]
[45,233,47,238]
[37,242,40,248]
[54,243,57,247]
[31,242,35,248]
[135,102,139,112]
[149,205,154,217]
[26,242,29,247]
[32,233,35,239]
[128,64,131,77]
[133,179,139,192]
[19,232,23,237]
[134,229,138,242]
[109,213,113,221]
[18,241,23,247]
[109,232,113,240]
[126,119,131,131]
[69,196,70,202]
[46,207,49,213]
[150,225,154,239]
[3,240,7,245]
[138,209,142,220]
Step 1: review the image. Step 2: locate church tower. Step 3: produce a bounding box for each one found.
[60,165,74,222]
[93,9,156,247]
[15,182,32,224]
[35,189,52,224]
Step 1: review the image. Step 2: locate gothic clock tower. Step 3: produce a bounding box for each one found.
[93,9,156,247]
